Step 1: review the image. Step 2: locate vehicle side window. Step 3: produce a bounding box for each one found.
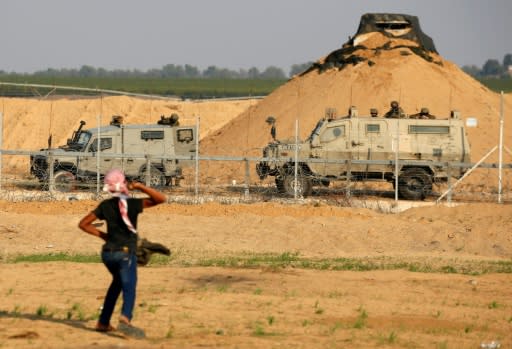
[408,125,449,134]
[366,124,380,133]
[177,129,194,143]
[89,138,112,152]
[320,125,345,143]
[141,131,164,140]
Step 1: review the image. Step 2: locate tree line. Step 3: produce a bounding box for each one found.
[0,63,313,80]
[462,54,512,78]
[1,56,509,84]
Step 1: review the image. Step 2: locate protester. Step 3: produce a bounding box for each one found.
[78,169,166,338]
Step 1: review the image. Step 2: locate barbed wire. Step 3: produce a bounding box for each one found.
[0,83,510,207]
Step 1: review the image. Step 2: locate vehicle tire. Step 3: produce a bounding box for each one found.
[398,168,432,200]
[53,171,76,192]
[320,179,330,187]
[275,176,286,193]
[139,166,166,188]
[282,173,312,197]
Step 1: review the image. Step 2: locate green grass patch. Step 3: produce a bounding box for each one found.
[251,321,279,337]
[3,252,512,275]
[353,306,368,329]
[36,305,49,317]
[478,78,512,93]
[10,253,100,263]
[0,76,286,98]
[194,253,512,275]
[487,301,500,309]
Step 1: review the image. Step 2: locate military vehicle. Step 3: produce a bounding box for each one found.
[30,114,196,191]
[256,107,471,200]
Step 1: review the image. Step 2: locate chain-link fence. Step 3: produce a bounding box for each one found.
[0,83,510,206]
[0,146,511,205]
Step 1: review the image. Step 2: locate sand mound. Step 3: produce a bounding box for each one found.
[0,96,257,171]
[0,14,510,189]
[199,17,512,185]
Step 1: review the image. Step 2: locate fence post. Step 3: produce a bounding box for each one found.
[96,114,101,196]
[145,156,151,186]
[394,119,400,201]
[446,163,452,203]
[294,119,299,199]
[48,151,54,193]
[244,158,250,198]
[498,91,504,204]
[346,159,352,199]
[0,112,3,191]
[195,116,200,199]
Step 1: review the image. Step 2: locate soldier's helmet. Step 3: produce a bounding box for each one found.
[420,107,429,114]
[390,101,399,109]
[265,116,276,124]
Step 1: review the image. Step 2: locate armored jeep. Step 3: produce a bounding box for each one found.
[30,115,196,191]
[256,107,471,200]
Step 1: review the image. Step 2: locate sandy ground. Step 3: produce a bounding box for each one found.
[1,19,511,349]
[0,200,511,348]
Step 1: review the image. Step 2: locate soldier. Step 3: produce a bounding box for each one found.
[348,106,358,117]
[110,115,124,126]
[384,101,406,119]
[157,113,180,126]
[410,107,435,119]
[169,113,180,126]
[265,116,277,141]
[370,108,378,117]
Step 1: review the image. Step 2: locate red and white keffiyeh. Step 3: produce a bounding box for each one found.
[103,169,137,234]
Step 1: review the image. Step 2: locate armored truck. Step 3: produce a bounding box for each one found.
[256,107,471,200]
[30,115,196,191]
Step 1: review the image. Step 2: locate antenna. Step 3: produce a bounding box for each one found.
[48,100,54,149]
[449,87,453,111]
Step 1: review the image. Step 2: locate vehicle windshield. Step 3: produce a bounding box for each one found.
[69,131,91,151]
[307,120,325,141]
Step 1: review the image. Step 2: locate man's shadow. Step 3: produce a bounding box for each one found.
[0,310,126,339]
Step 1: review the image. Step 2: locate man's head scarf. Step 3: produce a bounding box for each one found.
[103,169,137,234]
[103,169,129,195]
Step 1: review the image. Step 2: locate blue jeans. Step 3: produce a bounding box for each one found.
[98,251,137,326]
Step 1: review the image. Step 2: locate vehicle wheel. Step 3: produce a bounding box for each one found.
[283,173,312,197]
[320,179,330,187]
[139,166,166,188]
[275,177,285,193]
[398,168,432,200]
[53,171,76,192]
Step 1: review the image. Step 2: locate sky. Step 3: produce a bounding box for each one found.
[2,0,511,74]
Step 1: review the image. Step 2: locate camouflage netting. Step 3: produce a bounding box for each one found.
[304,13,441,75]
[355,13,437,52]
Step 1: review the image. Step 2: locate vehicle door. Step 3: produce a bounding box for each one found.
[123,128,166,174]
[80,135,121,177]
[352,119,389,173]
[407,121,453,162]
[173,127,196,167]
[309,119,353,177]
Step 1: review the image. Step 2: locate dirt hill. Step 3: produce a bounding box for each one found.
[0,17,511,189]
[0,96,257,172]
[199,31,512,185]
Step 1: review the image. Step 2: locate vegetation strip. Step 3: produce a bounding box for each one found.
[0,76,510,98]
[4,252,511,275]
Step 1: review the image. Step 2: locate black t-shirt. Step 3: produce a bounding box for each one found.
[93,197,144,252]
